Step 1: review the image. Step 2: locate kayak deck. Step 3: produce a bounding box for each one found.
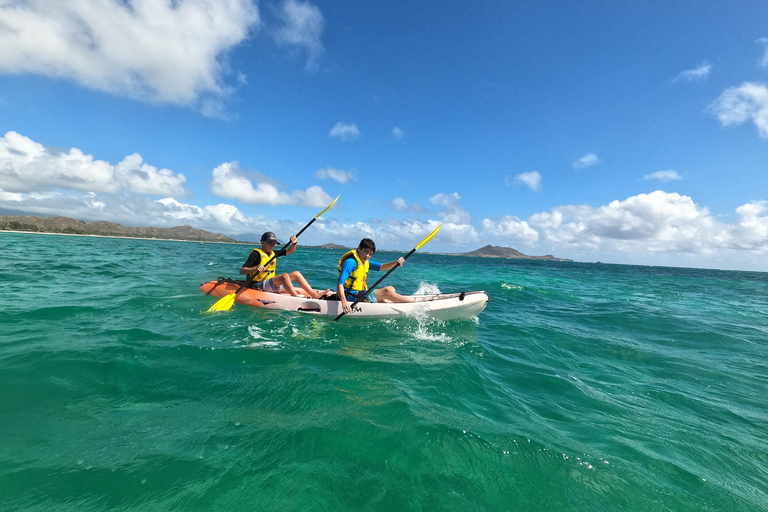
[201,280,489,320]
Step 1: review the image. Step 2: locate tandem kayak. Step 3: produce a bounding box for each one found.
[201,280,490,320]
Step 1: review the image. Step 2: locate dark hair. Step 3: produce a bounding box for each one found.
[358,238,376,254]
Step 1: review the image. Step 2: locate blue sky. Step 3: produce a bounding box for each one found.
[1,1,768,271]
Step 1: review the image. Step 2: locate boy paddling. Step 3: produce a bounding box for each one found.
[337,238,414,313]
[240,231,329,299]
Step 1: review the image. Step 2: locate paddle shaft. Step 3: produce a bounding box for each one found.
[333,247,416,321]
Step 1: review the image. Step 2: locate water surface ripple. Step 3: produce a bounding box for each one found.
[1,232,767,511]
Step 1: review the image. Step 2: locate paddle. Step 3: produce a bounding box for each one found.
[333,224,441,321]
[206,195,339,312]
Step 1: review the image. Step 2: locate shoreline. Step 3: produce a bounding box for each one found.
[0,229,249,245]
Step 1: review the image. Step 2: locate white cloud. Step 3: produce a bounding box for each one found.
[511,171,542,192]
[391,127,404,140]
[329,122,360,141]
[482,216,539,243]
[315,167,356,184]
[315,218,478,248]
[210,161,332,207]
[673,62,711,83]
[643,170,682,182]
[732,201,768,249]
[0,0,259,112]
[527,191,735,253]
[757,38,768,68]
[710,82,768,138]
[573,153,600,170]
[391,197,425,213]
[0,131,187,196]
[392,198,409,211]
[156,197,260,231]
[430,192,471,224]
[273,0,324,71]
[3,183,767,269]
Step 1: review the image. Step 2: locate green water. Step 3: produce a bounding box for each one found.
[1,232,767,511]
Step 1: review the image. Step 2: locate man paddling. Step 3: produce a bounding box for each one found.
[240,231,329,299]
[337,238,414,313]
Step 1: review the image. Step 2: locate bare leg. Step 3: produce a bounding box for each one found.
[272,273,299,296]
[288,271,330,299]
[375,285,414,303]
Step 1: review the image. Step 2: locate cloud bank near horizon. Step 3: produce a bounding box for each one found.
[1,131,767,270]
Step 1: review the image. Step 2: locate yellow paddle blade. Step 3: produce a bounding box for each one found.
[415,224,441,250]
[206,293,236,312]
[315,195,339,219]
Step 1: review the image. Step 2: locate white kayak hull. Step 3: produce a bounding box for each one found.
[201,280,489,320]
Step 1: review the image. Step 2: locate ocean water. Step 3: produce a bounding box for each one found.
[1,232,767,512]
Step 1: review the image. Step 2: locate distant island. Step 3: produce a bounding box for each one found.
[458,244,572,261]
[1,215,571,261]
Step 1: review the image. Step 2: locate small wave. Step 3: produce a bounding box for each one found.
[247,324,267,340]
[412,328,451,342]
[245,340,281,348]
[207,261,215,266]
[501,283,523,290]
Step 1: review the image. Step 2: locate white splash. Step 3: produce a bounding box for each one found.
[413,281,441,295]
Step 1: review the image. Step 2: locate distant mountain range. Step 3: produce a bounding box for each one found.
[1,215,571,260]
[0,215,238,243]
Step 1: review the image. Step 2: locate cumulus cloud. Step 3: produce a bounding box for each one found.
[391,197,425,213]
[391,127,404,140]
[573,153,600,170]
[509,171,542,192]
[529,191,729,252]
[732,200,768,250]
[482,216,539,243]
[156,197,264,232]
[314,217,478,248]
[210,161,332,207]
[480,191,768,267]
[0,0,259,112]
[643,170,682,182]
[315,167,356,184]
[329,122,360,141]
[711,82,768,138]
[673,62,711,83]
[392,198,409,211]
[273,0,324,71]
[0,186,295,236]
[0,131,187,196]
[430,192,471,224]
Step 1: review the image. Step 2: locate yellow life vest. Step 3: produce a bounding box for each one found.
[338,250,369,293]
[248,248,277,282]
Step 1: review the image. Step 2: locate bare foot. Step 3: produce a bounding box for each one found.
[312,289,332,299]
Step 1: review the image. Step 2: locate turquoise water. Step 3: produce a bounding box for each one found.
[1,232,767,511]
